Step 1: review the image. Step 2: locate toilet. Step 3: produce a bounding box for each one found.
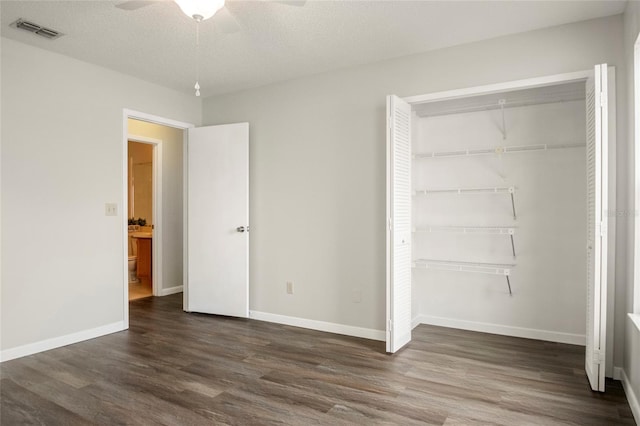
[128,255,138,283]
[128,231,139,283]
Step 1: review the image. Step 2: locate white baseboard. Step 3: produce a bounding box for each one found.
[412,316,421,330]
[0,321,126,363]
[613,366,623,380]
[415,314,585,345]
[620,368,640,425]
[159,285,183,296]
[249,311,385,341]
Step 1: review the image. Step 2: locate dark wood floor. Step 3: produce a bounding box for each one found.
[1,294,634,425]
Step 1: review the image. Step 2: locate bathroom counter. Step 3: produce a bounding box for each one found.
[131,232,152,239]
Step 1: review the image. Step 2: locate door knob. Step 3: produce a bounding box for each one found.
[236,226,246,233]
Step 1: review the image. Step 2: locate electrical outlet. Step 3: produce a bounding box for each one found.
[286,281,294,295]
[352,289,362,303]
[105,203,118,216]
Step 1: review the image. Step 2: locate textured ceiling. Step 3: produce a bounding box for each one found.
[0,0,628,98]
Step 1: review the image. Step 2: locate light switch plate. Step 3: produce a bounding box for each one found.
[105,203,118,216]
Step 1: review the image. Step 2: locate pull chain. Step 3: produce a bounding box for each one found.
[194,19,201,96]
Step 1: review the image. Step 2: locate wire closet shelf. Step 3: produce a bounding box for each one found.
[413,259,515,294]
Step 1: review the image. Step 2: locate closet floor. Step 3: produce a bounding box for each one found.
[0,293,634,425]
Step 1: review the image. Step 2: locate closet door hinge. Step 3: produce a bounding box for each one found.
[600,221,607,237]
[388,319,393,330]
[593,349,603,365]
[600,93,606,108]
[388,217,392,231]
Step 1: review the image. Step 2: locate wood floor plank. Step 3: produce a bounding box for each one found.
[0,293,635,425]
[4,369,149,426]
[0,378,94,426]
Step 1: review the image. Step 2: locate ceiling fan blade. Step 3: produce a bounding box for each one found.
[214,7,242,34]
[115,1,157,11]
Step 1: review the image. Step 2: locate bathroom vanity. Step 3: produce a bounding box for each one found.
[132,232,152,281]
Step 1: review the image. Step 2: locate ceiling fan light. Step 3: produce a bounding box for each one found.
[175,0,225,21]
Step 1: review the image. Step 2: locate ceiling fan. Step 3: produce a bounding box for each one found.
[115,0,306,34]
[115,0,305,96]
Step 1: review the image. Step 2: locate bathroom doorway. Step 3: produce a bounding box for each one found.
[122,110,194,328]
[127,138,157,300]
[126,117,190,305]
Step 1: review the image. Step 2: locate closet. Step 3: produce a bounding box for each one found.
[386,65,615,392]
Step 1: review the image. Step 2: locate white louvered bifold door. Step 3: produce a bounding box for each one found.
[585,64,609,392]
[386,95,412,353]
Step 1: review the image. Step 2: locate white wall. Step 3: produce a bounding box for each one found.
[623,1,640,422]
[128,141,153,224]
[127,119,185,291]
[0,38,200,357]
[202,15,627,355]
[413,100,587,345]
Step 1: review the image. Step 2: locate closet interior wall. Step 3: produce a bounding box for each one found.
[412,87,588,344]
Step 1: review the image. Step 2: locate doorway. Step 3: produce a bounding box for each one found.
[122,110,251,329]
[122,110,194,328]
[127,138,158,300]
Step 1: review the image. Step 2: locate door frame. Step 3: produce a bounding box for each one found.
[633,33,640,317]
[127,134,163,297]
[122,109,194,329]
[395,67,616,373]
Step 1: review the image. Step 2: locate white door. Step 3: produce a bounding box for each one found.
[185,123,249,317]
[585,64,609,392]
[386,95,412,353]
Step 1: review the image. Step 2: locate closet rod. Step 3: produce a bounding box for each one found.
[413,259,514,295]
[414,93,585,118]
[413,142,585,159]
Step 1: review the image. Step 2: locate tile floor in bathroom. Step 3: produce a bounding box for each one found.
[129,277,152,300]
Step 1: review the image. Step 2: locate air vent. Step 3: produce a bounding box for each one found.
[11,19,64,40]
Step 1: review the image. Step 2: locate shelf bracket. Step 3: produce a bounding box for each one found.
[509,187,517,220]
[510,234,516,258]
[499,99,507,140]
[506,275,512,296]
